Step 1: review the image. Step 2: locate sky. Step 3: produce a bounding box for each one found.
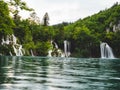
[20,0,120,25]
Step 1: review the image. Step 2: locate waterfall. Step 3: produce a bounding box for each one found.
[64,40,71,57]
[12,34,17,44]
[48,50,52,57]
[1,36,11,45]
[1,34,24,56]
[100,42,115,59]
[11,34,24,56]
[48,40,64,57]
[30,49,34,56]
[13,44,23,56]
[51,40,58,49]
[47,40,71,57]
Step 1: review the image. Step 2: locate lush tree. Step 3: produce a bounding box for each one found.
[8,0,34,20]
[0,0,14,37]
[28,12,40,24]
[0,0,15,55]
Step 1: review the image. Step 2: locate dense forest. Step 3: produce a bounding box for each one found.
[0,0,120,58]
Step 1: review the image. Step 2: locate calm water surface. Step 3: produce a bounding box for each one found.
[0,56,120,90]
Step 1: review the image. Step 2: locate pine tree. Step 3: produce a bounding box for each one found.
[43,12,49,26]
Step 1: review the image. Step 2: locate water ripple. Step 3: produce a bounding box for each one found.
[0,56,120,90]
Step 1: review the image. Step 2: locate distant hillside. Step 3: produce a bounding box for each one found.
[62,2,120,57]
[73,2,120,33]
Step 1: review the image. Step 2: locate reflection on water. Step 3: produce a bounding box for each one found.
[0,56,120,90]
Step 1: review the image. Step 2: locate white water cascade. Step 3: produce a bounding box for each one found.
[47,40,64,57]
[1,34,24,56]
[100,42,115,59]
[30,49,34,56]
[51,40,58,49]
[64,40,71,57]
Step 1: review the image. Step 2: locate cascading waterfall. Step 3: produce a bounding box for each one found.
[13,44,23,56]
[12,34,17,44]
[48,40,64,57]
[12,34,24,56]
[100,42,115,59]
[51,40,58,49]
[1,34,24,56]
[1,35,11,45]
[64,40,71,57]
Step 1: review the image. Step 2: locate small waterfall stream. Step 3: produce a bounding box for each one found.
[64,40,71,57]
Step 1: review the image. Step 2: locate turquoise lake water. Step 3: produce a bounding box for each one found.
[0,56,120,90]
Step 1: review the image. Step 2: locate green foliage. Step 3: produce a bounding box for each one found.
[111,31,120,57]
[13,20,32,43]
[0,0,14,37]
[35,41,51,56]
[8,0,34,19]
[32,25,54,42]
